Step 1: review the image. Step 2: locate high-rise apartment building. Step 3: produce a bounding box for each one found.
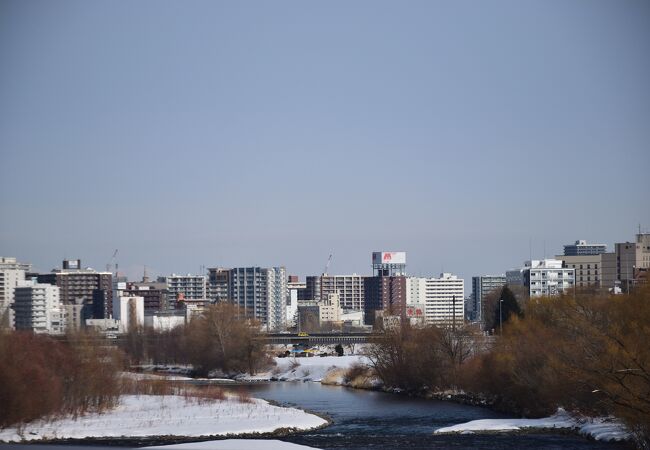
[364,275,406,325]
[161,274,206,303]
[471,275,506,322]
[305,274,365,311]
[229,267,287,331]
[37,260,112,324]
[207,268,230,302]
[404,275,464,325]
[124,281,169,311]
[13,281,65,334]
[421,273,464,325]
[0,256,31,328]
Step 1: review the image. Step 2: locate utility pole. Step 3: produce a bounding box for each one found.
[499,298,503,335]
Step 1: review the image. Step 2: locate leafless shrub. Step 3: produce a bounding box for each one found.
[288,358,300,371]
[0,330,122,428]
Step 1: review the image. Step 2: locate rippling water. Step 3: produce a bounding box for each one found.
[242,382,633,450]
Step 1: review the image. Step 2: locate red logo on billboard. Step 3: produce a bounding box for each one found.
[383,253,392,261]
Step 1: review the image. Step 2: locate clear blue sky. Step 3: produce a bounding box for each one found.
[1,0,649,285]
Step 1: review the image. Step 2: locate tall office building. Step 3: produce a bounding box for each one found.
[13,281,65,334]
[556,240,609,290]
[615,233,650,292]
[0,256,31,328]
[557,254,608,289]
[471,275,506,322]
[229,267,287,331]
[563,240,607,256]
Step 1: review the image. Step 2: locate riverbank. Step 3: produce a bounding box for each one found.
[238,355,368,382]
[315,363,632,445]
[0,394,327,444]
[434,408,630,443]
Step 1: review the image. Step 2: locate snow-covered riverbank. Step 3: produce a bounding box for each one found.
[434,408,630,442]
[238,355,368,382]
[0,394,327,443]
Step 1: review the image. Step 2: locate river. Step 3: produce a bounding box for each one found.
[241,382,632,450]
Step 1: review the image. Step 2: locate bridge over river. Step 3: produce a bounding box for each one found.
[263,332,376,345]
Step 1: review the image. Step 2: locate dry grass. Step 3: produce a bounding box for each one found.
[181,386,227,405]
[235,387,253,404]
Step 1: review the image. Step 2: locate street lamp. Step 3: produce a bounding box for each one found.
[499,298,503,335]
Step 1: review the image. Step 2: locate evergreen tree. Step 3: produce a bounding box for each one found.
[493,286,522,333]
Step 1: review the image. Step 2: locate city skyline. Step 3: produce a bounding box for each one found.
[1,1,649,287]
[6,230,645,289]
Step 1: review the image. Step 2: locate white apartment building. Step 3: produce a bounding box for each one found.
[405,276,427,309]
[267,267,287,331]
[406,274,464,325]
[0,256,31,328]
[113,296,145,333]
[286,283,300,328]
[524,259,575,297]
[13,281,65,334]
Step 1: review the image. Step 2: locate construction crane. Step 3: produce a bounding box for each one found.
[323,253,333,275]
[106,249,118,274]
